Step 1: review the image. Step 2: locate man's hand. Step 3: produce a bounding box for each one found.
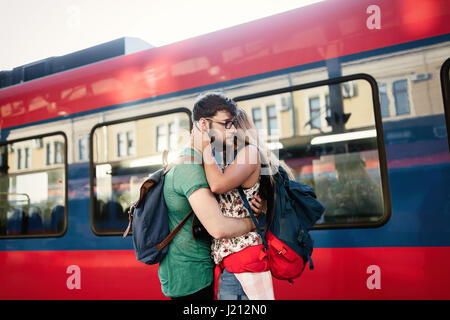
[250,194,265,217]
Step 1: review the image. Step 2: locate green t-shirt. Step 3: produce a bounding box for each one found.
[158,148,213,298]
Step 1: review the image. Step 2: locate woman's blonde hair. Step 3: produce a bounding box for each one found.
[234,107,295,182]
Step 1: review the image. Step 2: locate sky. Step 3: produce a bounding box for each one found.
[0,0,323,71]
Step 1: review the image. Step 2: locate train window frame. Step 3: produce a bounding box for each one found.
[0,131,68,239]
[234,73,392,230]
[440,58,450,150]
[89,107,192,236]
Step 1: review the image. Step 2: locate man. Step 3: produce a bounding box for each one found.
[158,92,261,300]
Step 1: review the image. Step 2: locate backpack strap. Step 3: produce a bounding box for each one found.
[238,186,268,250]
[156,210,193,250]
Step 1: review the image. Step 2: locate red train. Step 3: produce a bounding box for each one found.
[1,0,449,299]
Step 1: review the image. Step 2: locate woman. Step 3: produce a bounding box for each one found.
[201,106,294,300]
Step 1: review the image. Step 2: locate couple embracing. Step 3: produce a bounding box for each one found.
[159,92,293,300]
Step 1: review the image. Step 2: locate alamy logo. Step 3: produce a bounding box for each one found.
[366,265,381,290]
[366,5,381,30]
[66,265,81,290]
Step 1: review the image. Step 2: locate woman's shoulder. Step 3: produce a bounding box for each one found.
[236,144,259,155]
[234,144,260,164]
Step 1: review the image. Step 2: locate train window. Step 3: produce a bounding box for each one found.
[0,133,67,238]
[90,109,191,235]
[235,75,390,228]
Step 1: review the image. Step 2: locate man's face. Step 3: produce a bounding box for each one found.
[203,110,236,146]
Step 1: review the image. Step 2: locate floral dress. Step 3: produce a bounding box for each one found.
[211,180,261,265]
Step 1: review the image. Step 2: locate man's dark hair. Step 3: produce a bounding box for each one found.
[192,92,238,121]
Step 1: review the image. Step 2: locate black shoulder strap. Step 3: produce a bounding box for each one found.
[237,187,268,250]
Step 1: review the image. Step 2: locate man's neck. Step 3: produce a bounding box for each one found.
[189,141,202,156]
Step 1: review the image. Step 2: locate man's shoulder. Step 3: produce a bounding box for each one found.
[164,170,209,204]
[171,161,206,181]
[165,157,207,190]
[172,149,203,170]
[164,149,202,175]
[179,147,203,162]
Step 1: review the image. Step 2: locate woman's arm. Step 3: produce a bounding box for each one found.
[202,144,259,194]
[188,187,255,239]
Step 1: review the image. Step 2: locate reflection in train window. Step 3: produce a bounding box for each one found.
[0,134,67,238]
[379,83,390,118]
[252,107,263,130]
[91,111,191,235]
[392,79,411,116]
[236,77,388,227]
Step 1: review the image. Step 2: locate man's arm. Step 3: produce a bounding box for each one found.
[188,187,255,239]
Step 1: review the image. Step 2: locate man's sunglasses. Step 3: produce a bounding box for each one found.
[205,118,237,129]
